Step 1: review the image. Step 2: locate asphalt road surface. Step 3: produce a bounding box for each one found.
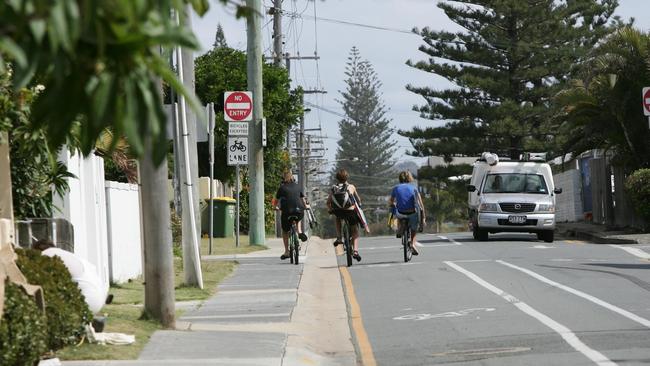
[342,232,650,366]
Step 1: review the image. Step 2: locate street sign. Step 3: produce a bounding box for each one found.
[643,87,650,116]
[228,122,248,136]
[227,137,248,166]
[224,91,253,122]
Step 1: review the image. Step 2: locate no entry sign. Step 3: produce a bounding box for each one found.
[224,91,253,122]
[643,87,650,116]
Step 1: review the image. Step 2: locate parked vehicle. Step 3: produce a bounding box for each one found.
[467,152,562,242]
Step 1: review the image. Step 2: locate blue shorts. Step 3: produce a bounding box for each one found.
[395,210,419,231]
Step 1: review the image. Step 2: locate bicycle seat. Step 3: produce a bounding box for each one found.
[286,215,301,222]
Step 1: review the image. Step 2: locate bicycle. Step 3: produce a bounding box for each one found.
[400,218,413,263]
[341,217,353,267]
[287,215,301,265]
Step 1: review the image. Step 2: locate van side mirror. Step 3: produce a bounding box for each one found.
[554,188,563,194]
[467,185,476,192]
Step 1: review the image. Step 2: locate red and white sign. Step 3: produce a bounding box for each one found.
[224,91,253,122]
[643,87,650,116]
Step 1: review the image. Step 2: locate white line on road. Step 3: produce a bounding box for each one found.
[609,245,650,260]
[497,260,650,328]
[444,261,616,366]
[438,235,463,245]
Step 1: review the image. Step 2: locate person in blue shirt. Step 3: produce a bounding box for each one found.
[389,171,426,255]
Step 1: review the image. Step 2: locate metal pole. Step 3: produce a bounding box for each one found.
[175,10,203,289]
[208,103,214,255]
[246,0,265,245]
[236,165,240,248]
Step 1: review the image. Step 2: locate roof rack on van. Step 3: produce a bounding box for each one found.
[476,151,547,164]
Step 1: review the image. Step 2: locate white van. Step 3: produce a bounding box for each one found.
[467,153,562,242]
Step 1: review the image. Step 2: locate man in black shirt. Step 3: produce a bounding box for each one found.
[274,171,309,260]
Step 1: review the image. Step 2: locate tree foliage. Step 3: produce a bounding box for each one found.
[335,47,397,207]
[402,0,620,160]
[0,0,212,164]
[0,69,73,219]
[194,44,302,232]
[417,164,472,227]
[555,27,650,169]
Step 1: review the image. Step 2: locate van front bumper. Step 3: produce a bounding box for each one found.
[477,212,555,232]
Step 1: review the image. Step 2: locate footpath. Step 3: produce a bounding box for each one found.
[556,222,650,245]
[64,237,357,366]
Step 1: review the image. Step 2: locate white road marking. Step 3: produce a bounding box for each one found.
[532,245,555,249]
[497,260,650,328]
[394,307,495,321]
[362,246,402,251]
[445,261,616,366]
[439,235,463,245]
[551,259,574,262]
[610,245,650,260]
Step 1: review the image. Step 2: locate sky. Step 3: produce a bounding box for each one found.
[191,0,650,168]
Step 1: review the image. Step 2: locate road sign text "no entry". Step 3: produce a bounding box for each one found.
[224,91,253,122]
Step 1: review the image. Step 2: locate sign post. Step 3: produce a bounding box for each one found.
[225,91,252,248]
[207,103,215,255]
[643,87,650,129]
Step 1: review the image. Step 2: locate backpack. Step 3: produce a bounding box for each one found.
[331,183,353,209]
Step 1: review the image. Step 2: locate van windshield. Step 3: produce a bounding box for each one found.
[482,173,548,194]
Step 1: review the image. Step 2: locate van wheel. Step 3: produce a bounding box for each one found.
[474,227,488,241]
[541,230,554,243]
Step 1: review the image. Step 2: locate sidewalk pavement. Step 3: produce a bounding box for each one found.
[556,222,650,245]
[63,236,356,366]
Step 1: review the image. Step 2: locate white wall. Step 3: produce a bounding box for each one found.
[554,168,583,223]
[53,151,110,295]
[105,181,143,283]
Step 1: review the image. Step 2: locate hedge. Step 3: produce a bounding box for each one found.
[16,249,94,351]
[0,280,48,366]
[625,169,650,223]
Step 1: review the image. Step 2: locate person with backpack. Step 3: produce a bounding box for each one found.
[327,168,362,262]
[273,171,309,260]
[389,171,426,255]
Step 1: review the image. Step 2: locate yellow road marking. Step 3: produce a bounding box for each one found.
[340,266,377,366]
[564,240,585,245]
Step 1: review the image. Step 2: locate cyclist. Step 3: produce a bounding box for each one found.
[327,168,362,262]
[273,171,308,260]
[389,171,425,255]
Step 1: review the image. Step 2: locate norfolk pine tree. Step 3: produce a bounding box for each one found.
[335,47,396,211]
[402,0,620,160]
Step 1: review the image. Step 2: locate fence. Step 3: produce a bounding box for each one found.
[552,151,646,229]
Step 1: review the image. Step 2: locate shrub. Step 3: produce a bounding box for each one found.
[625,169,650,223]
[0,280,48,366]
[16,249,93,351]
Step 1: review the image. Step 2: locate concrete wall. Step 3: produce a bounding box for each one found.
[553,168,583,223]
[105,181,143,283]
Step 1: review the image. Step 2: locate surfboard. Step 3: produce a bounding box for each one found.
[350,195,370,233]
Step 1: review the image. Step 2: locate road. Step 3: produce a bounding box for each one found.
[341,232,650,366]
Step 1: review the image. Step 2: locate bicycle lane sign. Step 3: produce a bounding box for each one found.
[227,137,248,166]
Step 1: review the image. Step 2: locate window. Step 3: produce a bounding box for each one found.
[482,174,548,194]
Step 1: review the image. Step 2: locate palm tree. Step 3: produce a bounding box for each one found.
[556,27,650,169]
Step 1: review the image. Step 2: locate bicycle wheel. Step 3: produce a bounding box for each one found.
[293,230,299,265]
[343,222,352,267]
[403,225,412,263]
[289,227,296,264]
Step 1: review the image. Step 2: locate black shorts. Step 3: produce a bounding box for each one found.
[332,209,360,226]
[281,211,304,232]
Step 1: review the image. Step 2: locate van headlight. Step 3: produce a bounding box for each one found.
[479,203,499,212]
[537,204,555,213]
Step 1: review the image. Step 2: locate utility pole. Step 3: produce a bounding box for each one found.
[247,0,265,245]
[272,0,283,67]
[177,7,203,288]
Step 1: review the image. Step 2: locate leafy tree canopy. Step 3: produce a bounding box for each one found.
[402,0,620,160]
[555,27,650,169]
[0,0,212,164]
